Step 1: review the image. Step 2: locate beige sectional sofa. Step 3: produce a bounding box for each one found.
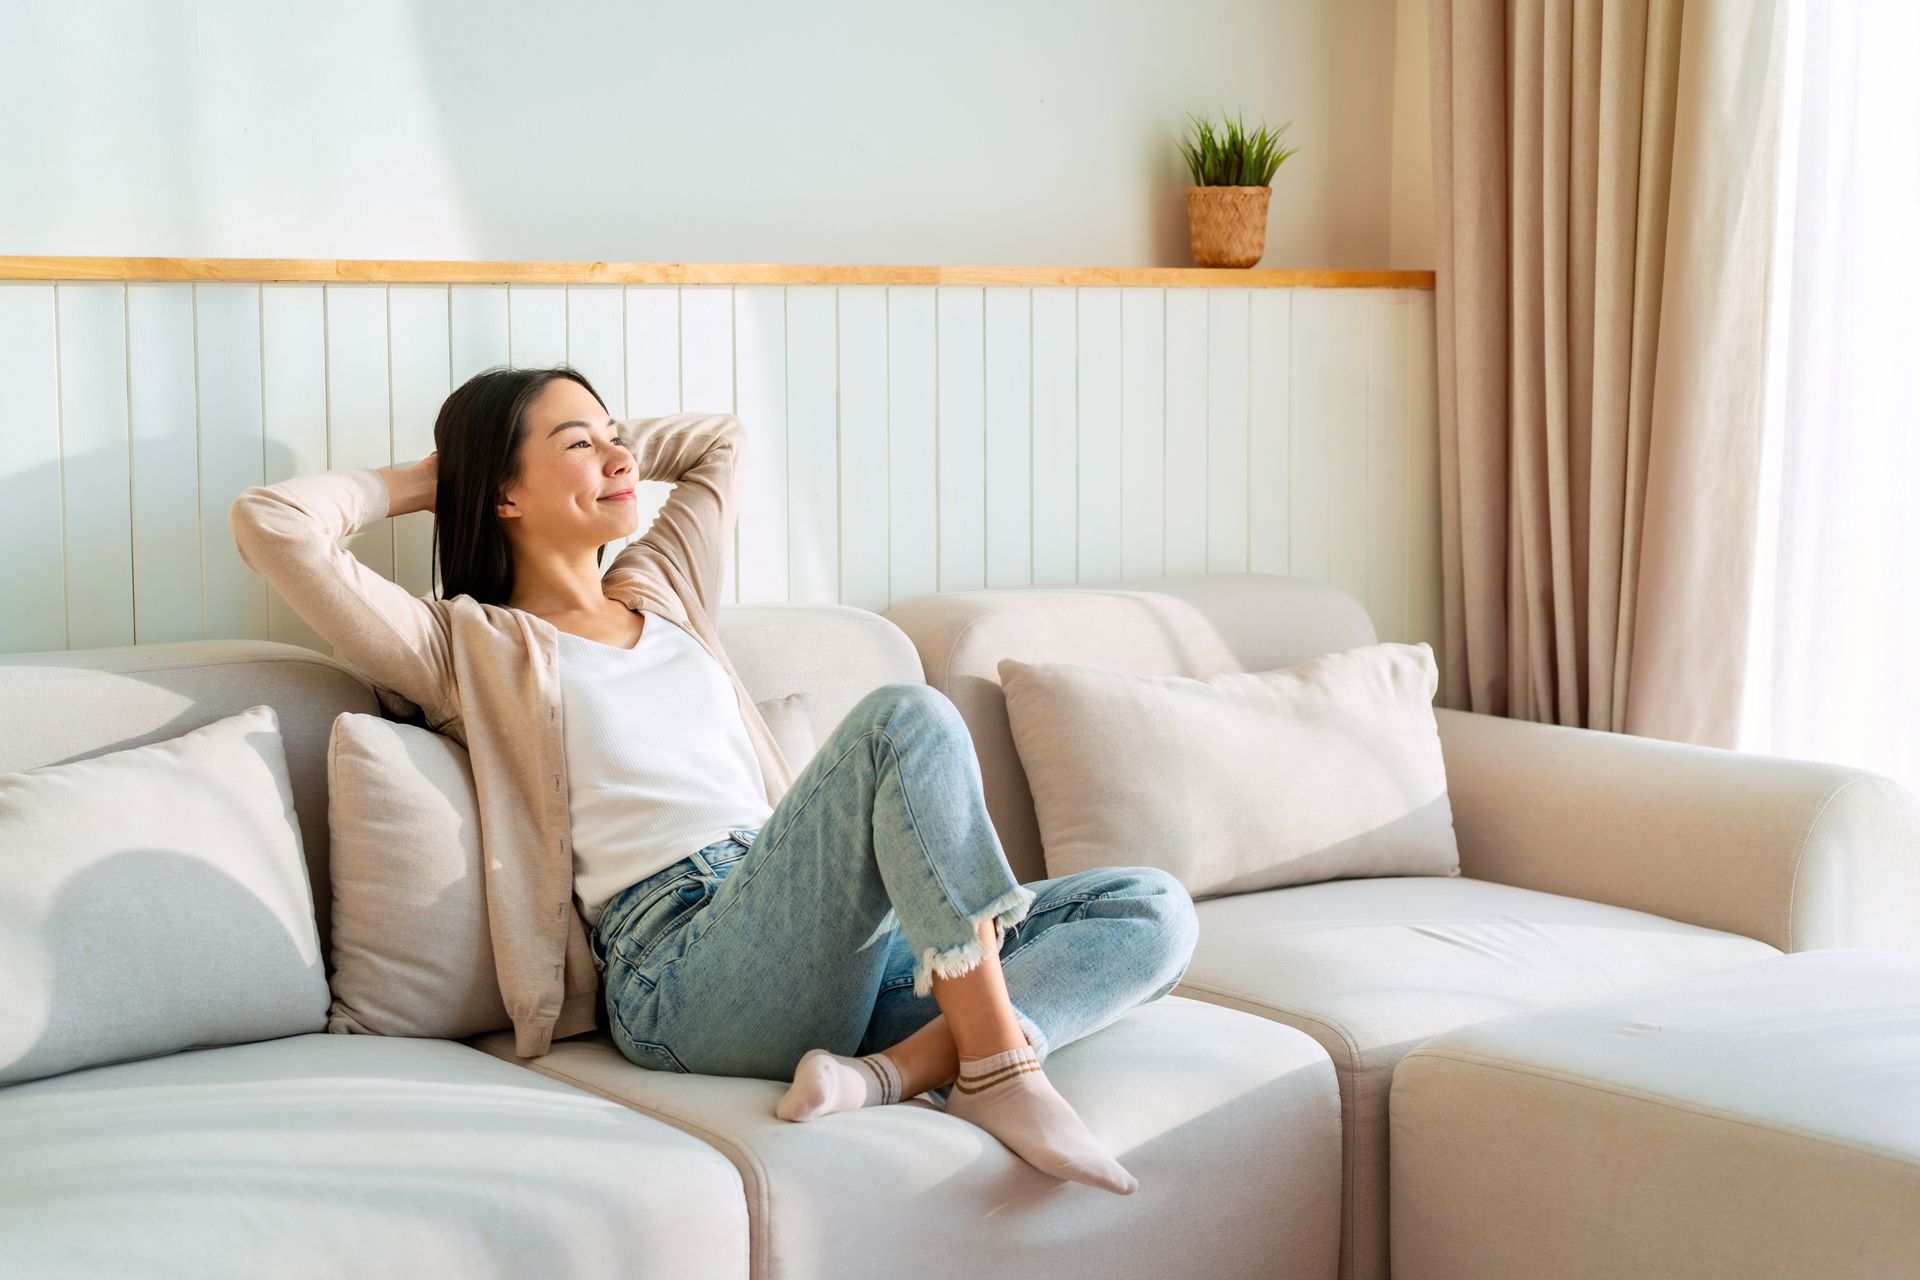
[2,571,1913,1279]
[881,573,1920,1280]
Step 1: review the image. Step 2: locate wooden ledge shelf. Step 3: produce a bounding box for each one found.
[0,257,1435,289]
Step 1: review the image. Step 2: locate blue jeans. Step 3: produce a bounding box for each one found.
[589,682,1199,1091]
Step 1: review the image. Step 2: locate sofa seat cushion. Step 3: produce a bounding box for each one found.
[467,994,1344,1280]
[0,1033,748,1280]
[1174,875,1782,1280]
[1390,949,1920,1279]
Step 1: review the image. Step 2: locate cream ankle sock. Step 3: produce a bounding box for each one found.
[941,1044,1137,1194]
[775,1048,903,1122]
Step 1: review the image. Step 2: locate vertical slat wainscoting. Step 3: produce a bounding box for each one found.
[56,284,135,650]
[1204,288,1250,576]
[0,279,1444,675]
[786,287,838,606]
[735,286,788,607]
[1119,287,1167,581]
[127,284,200,644]
[619,285,679,579]
[389,285,451,600]
[0,284,66,655]
[891,289,940,605]
[680,287,736,606]
[261,284,329,653]
[197,285,269,642]
[838,289,889,614]
[936,288,989,595]
[1077,289,1125,583]
[1248,288,1292,578]
[1032,288,1079,586]
[1163,288,1210,577]
[984,289,1032,590]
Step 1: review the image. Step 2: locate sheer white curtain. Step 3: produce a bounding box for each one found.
[1737,0,1920,793]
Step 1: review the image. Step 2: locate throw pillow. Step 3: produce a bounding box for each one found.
[0,704,329,1086]
[997,643,1459,900]
[325,691,819,1039]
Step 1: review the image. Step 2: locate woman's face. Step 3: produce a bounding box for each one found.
[495,378,638,551]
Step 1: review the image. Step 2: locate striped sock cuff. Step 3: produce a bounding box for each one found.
[954,1042,1041,1094]
[856,1052,901,1105]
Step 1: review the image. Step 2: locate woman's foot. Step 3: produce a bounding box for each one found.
[941,1043,1137,1194]
[775,1048,903,1121]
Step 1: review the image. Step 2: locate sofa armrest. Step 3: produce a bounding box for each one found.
[1433,707,1920,953]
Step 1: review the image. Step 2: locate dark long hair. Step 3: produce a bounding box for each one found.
[431,364,610,606]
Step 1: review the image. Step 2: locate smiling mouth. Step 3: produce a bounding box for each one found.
[599,491,635,502]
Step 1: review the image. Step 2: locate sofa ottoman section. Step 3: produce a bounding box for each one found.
[1177,874,1783,1280]
[1388,949,1920,1280]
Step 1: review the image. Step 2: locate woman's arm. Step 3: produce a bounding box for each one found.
[381,449,438,518]
[229,455,455,726]
[599,412,746,620]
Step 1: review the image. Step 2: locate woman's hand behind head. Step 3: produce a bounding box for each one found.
[417,450,439,513]
[380,451,439,518]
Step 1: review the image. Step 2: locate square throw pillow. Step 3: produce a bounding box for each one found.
[998,643,1459,900]
[0,704,329,1086]
[325,692,820,1039]
[323,712,502,1039]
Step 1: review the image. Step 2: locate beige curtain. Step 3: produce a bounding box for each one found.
[1429,0,1685,729]
[1624,0,1790,748]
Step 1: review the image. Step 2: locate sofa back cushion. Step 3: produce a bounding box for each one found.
[0,703,330,1085]
[326,693,821,1039]
[1000,643,1460,898]
[884,575,1381,883]
[0,639,378,973]
[0,605,925,981]
[713,603,926,740]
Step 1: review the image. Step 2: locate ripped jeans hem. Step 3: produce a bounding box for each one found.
[909,881,1038,998]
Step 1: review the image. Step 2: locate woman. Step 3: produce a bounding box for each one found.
[230,363,1198,1196]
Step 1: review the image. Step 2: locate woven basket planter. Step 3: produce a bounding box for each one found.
[1187,185,1272,268]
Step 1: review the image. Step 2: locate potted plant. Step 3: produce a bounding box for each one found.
[1177,110,1300,268]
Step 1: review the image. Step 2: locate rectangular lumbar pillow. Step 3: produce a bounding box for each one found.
[324,692,819,1040]
[998,643,1460,900]
[0,704,330,1086]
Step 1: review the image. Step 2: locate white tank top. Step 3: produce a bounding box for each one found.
[556,609,773,928]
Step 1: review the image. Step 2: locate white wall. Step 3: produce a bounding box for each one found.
[1389,0,1437,269]
[0,0,1410,268]
[0,2,1447,690]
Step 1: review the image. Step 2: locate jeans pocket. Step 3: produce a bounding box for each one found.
[605,962,692,1074]
[612,877,708,969]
